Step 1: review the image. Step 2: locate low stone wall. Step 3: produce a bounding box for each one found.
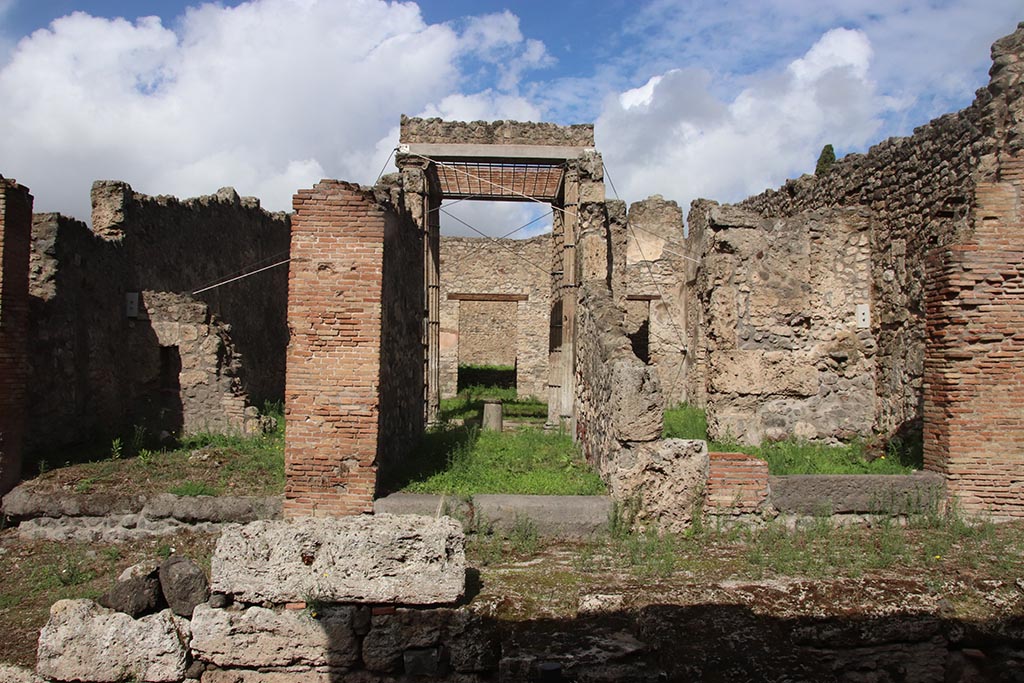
[1,486,282,542]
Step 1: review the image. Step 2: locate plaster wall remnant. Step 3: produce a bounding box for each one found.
[0,176,33,496]
[685,204,877,445]
[26,183,290,451]
[439,234,550,399]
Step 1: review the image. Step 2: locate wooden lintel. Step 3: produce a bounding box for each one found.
[626,294,662,301]
[447,293,529,302]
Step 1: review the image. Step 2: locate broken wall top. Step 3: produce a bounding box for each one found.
[400,115,595,147]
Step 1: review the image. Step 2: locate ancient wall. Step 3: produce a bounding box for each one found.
[685,204,877,445]
[622,196,689,405]
[26,183,289,453]
[400,115,594,147]
[0,177,33,495]
[285,180,422,519]
[733,35,1019,437]
[438,235,550,398]
[923,160,1024,518]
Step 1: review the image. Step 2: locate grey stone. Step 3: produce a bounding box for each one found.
[160,556,210,617]
[207,592,232,608]
[404,647,444,676]
[363,608,451,672]
[474,494,612,538]
[183,660,205,680]
[98,560,162,618]
[770,472,946,514]
[210,515,465,605]
[36,600,188,682]
[1,485,144,518]
[190,603,359,669]
[142,493,282,523]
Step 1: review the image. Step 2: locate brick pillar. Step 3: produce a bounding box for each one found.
[0,177,33,495]
[923,160,1024,517]
[284,181,387,518]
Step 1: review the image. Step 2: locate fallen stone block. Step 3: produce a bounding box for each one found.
[160,556,210,617]
[98,560,163,618]
[190,604,359,669]
[36,599,188,682]
[210,515,465,605]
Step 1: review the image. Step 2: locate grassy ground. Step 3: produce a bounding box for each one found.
[439,385,548,423]
[21,415,285,499]
[663,403,919,475]
[386,425,606,496]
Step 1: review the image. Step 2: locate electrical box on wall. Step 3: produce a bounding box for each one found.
[126,292,139,318]
[855,303,870,329]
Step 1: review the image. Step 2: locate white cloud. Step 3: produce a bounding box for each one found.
[597,28,885,212]
[0,0,553,221]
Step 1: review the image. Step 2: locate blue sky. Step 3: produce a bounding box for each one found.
[0,1,1019,235]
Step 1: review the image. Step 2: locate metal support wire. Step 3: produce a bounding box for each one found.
[192,258,291,295]
[439,208,553,279]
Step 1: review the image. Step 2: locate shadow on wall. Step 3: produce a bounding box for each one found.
[299,601,1022,681]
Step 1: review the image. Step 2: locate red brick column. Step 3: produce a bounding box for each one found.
[923,160,1024,517]
[284,181,386,518]
[0,177,33,495]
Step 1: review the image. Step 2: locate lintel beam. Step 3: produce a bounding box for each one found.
[399,143,591,164]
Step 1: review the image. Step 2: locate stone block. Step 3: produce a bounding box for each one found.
[210,515,465,605]
[0,664,46,682]
[160,556,210,617]
[770,472,946,515]
[142,493,282,523]
[98,560,163,618]
[36,600,188,682]
[190,604,359,669]
[610,358,664,442]
[606,439,709,533]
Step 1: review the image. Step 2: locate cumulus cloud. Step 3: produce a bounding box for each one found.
[597,28,886,211]
[0,0,551,224]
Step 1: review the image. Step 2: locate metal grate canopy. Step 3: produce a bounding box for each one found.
[432,161,564,202]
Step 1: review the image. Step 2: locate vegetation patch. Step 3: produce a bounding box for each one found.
[22,406,285,499]
[388,425,606,496]
[663,404,918,475]
[440,384,547,423]
[457,363,516,392]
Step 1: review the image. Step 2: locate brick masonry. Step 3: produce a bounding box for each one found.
[0,177,32,495]
[923,158,1024,517]
[705,452,770,514]
[284,180,422,518]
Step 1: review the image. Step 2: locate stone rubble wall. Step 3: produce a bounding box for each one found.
[622,196,689,405]
[0,177,33,496]
[439,235,550,398]
[731,24,1024,438]
[684,204,877,444]
[27,183,290,452]
[400,115,595,147]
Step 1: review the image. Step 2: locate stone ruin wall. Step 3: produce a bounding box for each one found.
[684,203,877,444]
[621,196,689,406]
[0,177,33,495]
[727,35,1011,440]
[284,180,424,518]
[26,183,290,453]
[438,235,550,399]
[400,115,595,147]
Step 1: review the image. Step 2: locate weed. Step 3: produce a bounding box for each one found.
[54,555,93,587]
[156,544,173,558]
[74,477,96,494]
[169,480,218,496]
[129,425,148,456]
[507,515,540,555]
[109,437,123,461]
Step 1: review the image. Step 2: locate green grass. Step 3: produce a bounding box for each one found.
[395,425,606,496]
[439,384,547,423]
[662,404,917,475]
